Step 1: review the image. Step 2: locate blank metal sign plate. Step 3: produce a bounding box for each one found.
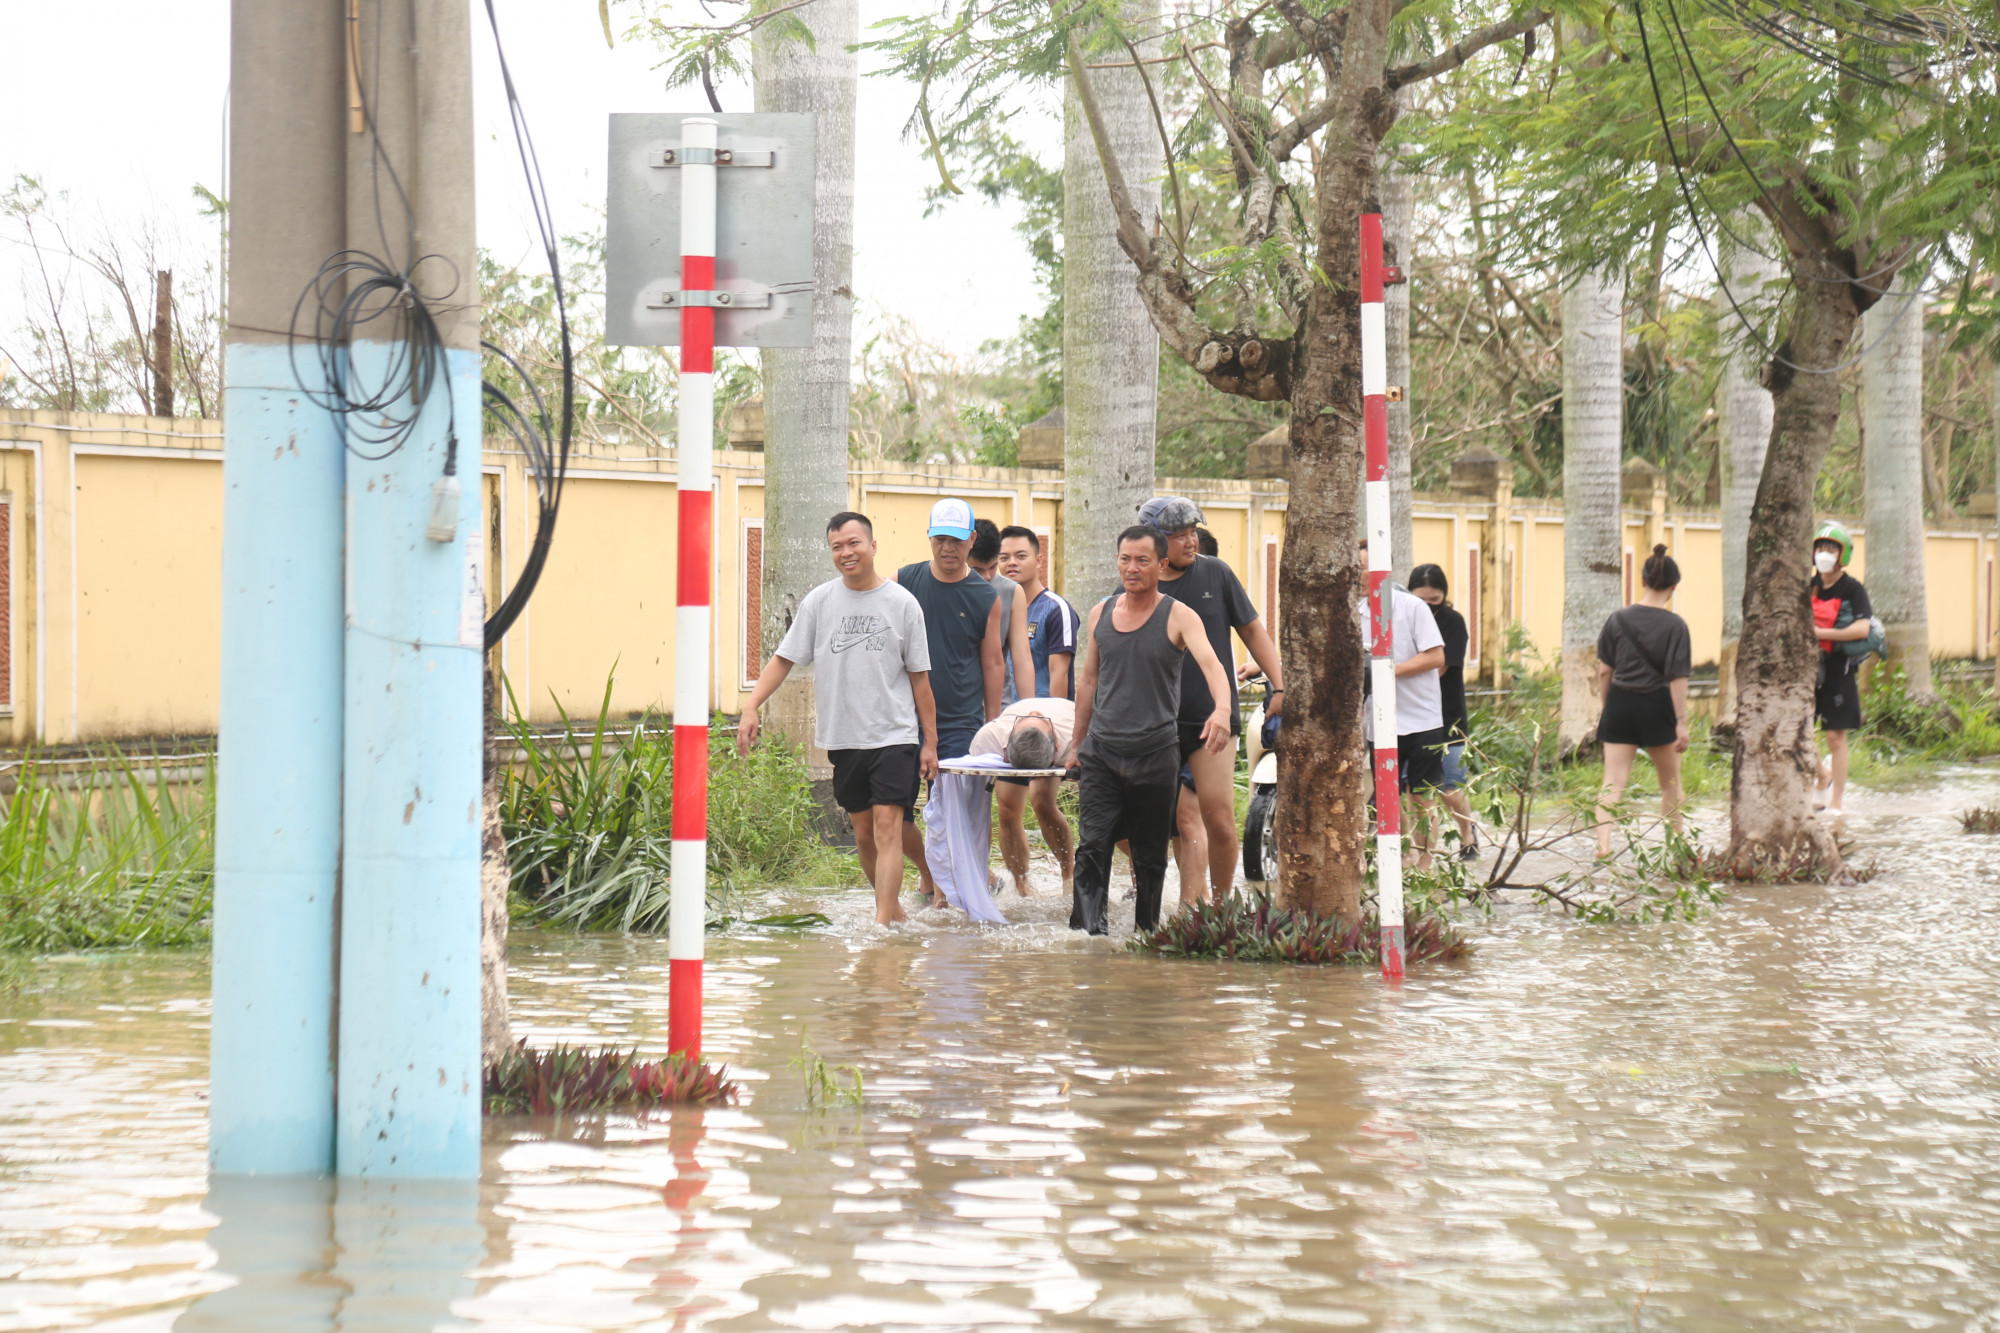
[605,112,815,348]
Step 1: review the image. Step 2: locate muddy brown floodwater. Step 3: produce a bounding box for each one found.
[5,773,2000,1330]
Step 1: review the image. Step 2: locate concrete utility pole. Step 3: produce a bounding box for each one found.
[212,0,348,1175]
[336,0,484,1178]
[211,0,482,1180]
[1381,113,1415,579]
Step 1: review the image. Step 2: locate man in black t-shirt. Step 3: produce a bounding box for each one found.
[1139,496,1286,906]
[1809,520,1871,817]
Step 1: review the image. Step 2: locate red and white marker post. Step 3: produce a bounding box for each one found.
[1360,211,1404,980]
[670,116,718,1058]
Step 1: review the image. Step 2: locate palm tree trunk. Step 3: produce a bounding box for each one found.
[1717,237,1779,732]
[754,0,859,755]
[1861,285,1932,697]
[1383,153,1416,578]
[1061,0,1161,622]
[1558,270,1624,754]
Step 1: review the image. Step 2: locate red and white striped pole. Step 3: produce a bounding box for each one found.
[670,116,718,1058]
[1360,211,1404,980]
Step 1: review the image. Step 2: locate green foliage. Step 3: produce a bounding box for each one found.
[1130,890,1471,966]
[0,749,213,952]
[483,1039,737,1114]
[790,1029,864,1109]
[500,674,858,934]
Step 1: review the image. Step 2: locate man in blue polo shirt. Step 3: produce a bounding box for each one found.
[997,525,1079,699]
[897,498,1005,763]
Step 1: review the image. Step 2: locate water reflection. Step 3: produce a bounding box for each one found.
[7,774,2000,1328]
[175,1176,479,1332]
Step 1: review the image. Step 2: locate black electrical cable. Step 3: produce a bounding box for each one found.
[1632,0,1933,375]
[479,0,575,651]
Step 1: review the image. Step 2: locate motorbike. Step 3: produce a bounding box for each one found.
[1240,672,1280,884]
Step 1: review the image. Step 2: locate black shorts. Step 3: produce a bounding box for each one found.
[1398,726,1450,793]
[1599,684,1678,749]
[1177,713,1241,759]
[829,745,920,821]
[1816,669,1863,732]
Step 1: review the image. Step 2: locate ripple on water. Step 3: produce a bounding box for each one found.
[6,779,2000,1329]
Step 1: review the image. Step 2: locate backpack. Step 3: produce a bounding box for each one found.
[1832,602,1887,663]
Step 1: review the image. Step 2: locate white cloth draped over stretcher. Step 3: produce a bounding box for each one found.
[923,753,1013,924]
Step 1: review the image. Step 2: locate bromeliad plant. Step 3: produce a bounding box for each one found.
[1131,890,1471,966]
[483,1039,738,1114]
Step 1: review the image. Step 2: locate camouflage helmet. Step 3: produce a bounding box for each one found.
[1813,519,1853,566]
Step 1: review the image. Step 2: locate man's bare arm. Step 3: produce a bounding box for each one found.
[736,654,797,753]
[1046,652,1073,700]
[1066,604,1104,765]
[1007,589,1034,700]
[1171,603,1235,751]
[910,671,939,779]
[980,597,1005,721]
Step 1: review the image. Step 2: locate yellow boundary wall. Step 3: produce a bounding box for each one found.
[1,409,1993,742]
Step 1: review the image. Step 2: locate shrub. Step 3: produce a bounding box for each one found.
[501,674,857,933]
[0,749,213,951]
[1130,890,1471,966]
[483,1039,737,1114]
[1961,806,2000,833]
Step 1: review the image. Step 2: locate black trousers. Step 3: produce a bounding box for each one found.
[1070,742,1181,935]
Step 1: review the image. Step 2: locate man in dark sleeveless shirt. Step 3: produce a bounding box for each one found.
[1063,526,1235,935]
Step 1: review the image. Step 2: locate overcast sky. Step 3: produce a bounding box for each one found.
[0,0,1053,360]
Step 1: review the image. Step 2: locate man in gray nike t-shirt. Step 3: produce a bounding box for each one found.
[740,512,938,926]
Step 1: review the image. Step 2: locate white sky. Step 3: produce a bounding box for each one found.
[0,0,1053,359]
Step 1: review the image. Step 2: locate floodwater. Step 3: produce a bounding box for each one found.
[6,775,2000,1331]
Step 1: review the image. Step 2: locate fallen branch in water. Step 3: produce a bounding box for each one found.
[1129,890,1472,966]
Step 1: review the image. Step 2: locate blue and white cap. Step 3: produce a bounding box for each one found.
[928,497,976,540]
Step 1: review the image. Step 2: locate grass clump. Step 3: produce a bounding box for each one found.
[1130,890,1471,966]
[790,1030,864,1108]
[0,749,213,951]
[501,674,857,933]
[1961,806,2000,833]
[483,1039,737,1114]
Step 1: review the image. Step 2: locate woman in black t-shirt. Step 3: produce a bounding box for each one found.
[1593,545,1692,859]
[1408,564,1479,861]
[1809,521,1870,817]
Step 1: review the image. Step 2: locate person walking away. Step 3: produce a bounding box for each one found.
[1407,564,1480,861]
[1064,526,1235,935]
[997,526,1079,699]
[1139,496,1286,905]
[1810,520,1871,817]
[740,512,938,925]
[1358,539,1450,869]
[1592,545,1692,859]
[968,698,1077,898]
[969,518,1036,705]
[899,498,1005,908]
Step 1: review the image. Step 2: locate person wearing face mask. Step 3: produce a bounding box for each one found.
[1809,520,1872,817]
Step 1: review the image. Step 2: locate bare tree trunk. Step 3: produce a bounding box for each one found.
[1061,0,1161,623]
[1270,0,1392,925]
[755,0,858,757]
[1382,148,1415,577]
[1717,235,1779,733]
[1558,270,1624,754]
[1730,268,1861,877]
[152,269,174,418]
[1861,285,1933,697]
[1994,362,2000,695]
[480,669,510,1063]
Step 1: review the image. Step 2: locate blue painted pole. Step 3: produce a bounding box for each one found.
[333,0,484,1177]
[209,0,348,1177]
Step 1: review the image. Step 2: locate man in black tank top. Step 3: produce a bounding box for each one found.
[1063,527,1236,935]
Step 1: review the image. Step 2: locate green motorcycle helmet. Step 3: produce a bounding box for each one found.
[1813,519,1854,567]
